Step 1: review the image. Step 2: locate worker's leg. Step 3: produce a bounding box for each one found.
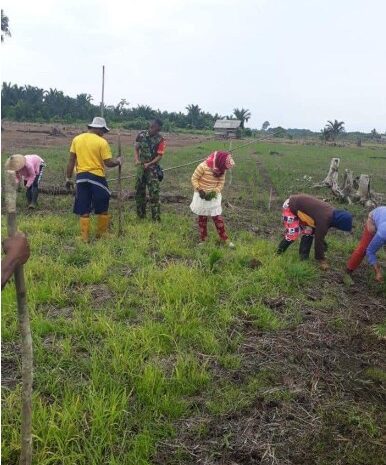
[198,216,208,242]
[212,215,228,241]
[26,185,33,205]
[277,238,294,254]
[299,235,314,260]
[73,181,92,242]
[346,224,374,272]
[135,172,147,219]
[148,172,161,221]
[92,180,111,238]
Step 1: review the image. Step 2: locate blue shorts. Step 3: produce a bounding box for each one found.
[73,172,111,215]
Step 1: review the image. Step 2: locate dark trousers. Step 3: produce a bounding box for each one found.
[25,164,44,204]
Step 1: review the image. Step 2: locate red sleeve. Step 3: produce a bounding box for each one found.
[157,139,166,156]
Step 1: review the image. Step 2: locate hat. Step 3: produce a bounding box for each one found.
[331,209,353,232]
[88,117,110,132]
[4,154,26,171]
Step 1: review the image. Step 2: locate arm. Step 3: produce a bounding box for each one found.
[366,233,384,266]
[191,164,204,190]
[144,154,162,169]
[2,233,30,289]
[215,175,225,193]
[24,164,37,188]
[314,223,329,261]
[104,158,121,168]
[66,152,77,179]
[134,143,141,165]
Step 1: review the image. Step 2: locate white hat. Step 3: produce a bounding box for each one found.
[5,154,26,171]
[88,117,110,132]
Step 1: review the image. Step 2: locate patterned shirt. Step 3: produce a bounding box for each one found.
[191,162,226,194]
[135,131,166,163]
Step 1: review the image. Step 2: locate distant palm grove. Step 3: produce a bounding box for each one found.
[1,82,252,131]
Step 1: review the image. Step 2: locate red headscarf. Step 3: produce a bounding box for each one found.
[206,151,235,177]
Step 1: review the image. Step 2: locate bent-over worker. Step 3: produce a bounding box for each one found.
[277,194,353,269]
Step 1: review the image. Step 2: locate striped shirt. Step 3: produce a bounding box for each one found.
[191,162,225,193]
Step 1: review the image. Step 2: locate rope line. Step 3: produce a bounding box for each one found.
[107,140,256,183]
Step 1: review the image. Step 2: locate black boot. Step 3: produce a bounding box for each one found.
[277,238,294,255]
[28,186,39,209]
[26,187,32,205]
[299,235,314,260]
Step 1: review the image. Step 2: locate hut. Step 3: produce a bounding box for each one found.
[213,119,242,139]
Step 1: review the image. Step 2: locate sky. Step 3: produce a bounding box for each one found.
[2,0,386,132]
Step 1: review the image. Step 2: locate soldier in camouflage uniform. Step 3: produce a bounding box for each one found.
[134,119,166,221]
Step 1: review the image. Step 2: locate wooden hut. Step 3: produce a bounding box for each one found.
[213,119,242,139]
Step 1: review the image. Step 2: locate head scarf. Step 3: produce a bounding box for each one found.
[331,209,353,232]
[206,151,235,177]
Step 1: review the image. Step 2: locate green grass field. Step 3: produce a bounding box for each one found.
[2,139,385,464]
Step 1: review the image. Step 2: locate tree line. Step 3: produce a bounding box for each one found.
[1,83,254,131]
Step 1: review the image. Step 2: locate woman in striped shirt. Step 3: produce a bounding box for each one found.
[190,151,235,247]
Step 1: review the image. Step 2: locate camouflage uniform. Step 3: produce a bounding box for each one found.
[135,130,165,221]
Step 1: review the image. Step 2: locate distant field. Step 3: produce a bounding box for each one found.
[1,129,385,464]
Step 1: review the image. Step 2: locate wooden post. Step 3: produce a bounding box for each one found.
[268,187,273,211]
[117,132,123,236]
[100,65,105,117]
[5,170,33,465]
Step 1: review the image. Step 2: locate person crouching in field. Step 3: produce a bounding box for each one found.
[66,117,121,242]
[346,206,386,283]
[5,154,45,209]
[277,194,352,269]
[190,151,235,247]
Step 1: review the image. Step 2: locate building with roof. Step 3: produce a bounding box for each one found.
[213,119,242,139]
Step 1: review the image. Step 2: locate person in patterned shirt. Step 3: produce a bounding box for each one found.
[134,119,166,221]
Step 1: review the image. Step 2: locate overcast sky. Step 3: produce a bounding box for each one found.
[2,0,386,131]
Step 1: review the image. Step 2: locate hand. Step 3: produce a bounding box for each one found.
[65,178,74,191]
[199,190,206,199]
[116,156,122,166]
[135,159,142,166]
[2,232,30,266]
[319,260,329,271]
[143,163,150,170]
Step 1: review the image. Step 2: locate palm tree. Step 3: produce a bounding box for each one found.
[233,108,251,129]
[185,104,202,128]
[1,10,11,42]
[324,119,345,141]
[261,120,270,131]
[370,128,380,140]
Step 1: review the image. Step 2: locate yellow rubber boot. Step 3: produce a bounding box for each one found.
[96,214,110,238]
[80,217,90,242]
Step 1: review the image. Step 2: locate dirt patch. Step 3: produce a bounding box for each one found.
[41,304,74,319]
[86,284,113,306]
[1,121,212,152]
[1,342,21,389]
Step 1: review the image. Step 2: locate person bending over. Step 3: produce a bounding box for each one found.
[277,194,352,270]
[346,206,386,283]
[5,154,45,209]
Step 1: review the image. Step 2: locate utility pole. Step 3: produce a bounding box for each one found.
[100,65,105,117]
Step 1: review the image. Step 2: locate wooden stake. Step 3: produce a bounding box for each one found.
[5,170,33,465]
[117,132,123,236]
[268,187,273,211]
[101,65,105,117]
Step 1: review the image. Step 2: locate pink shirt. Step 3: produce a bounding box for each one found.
[16,155,44,188]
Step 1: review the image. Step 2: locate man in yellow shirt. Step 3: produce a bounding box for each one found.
[66,117,121,241]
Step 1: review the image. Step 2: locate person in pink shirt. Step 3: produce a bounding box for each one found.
[5,154,45,209]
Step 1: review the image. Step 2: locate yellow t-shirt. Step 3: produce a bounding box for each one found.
[70,132,112,177]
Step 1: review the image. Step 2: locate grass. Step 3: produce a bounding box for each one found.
[1,137,385,464]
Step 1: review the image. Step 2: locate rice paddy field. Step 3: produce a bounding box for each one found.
[1,129,386,465]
